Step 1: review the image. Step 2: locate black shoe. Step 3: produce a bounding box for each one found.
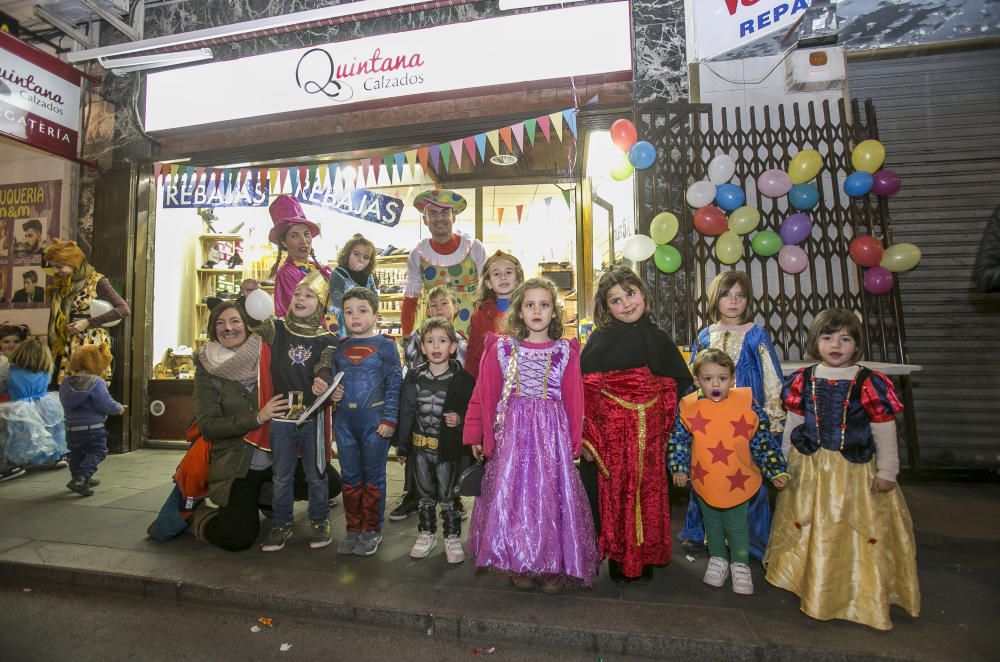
[388,493,418,521]
[0,465,26,482]
[227,253,243,269]
[201,260,218,269]
[66,477,94,497]
[608,559,631,584]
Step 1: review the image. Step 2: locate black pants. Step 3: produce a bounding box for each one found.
[413,447,460,536]
[204,460,341,552]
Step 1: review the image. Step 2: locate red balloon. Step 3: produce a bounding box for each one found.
[694,206,728,236]
[610,119,638,152]
[849,236,884,268]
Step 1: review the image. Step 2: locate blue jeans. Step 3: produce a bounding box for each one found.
[269,420,329,525]
[335,408,390,527]
[67,428,108,479]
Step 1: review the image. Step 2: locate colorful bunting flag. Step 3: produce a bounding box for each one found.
[450,139,464,169]
[562,109,578,138]
[474,134,487,162]
[405,150,418,178]
[537,115,552,143]
[394,152,406,182]
[511,123,525,152]
[327,163,339,190]
[549,112,563,142]
[429,145,441,173]
[516,204,524,223]
[486,130,500,157]
[497,207,505,225]
[418,148,430,174]
[524,118,537,146]
[562,188,572,208]
[499,127,513,152]
[439,142,452,172]
[464,136,478,166]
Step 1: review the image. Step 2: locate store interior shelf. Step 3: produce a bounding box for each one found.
[199,234,245,241]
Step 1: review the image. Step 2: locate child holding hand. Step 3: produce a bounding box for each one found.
[765,308,920,630]
[669,348,789,595]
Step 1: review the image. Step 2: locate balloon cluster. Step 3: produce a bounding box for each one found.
[609,119,656,180]
[843,140,901,198]
[848,236,922,295]
[683,154,752,266]
[621,211,682,272]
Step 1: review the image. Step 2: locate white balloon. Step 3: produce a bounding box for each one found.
[89,299,121,328]
[708,154,737,185]
[245,288,275,321]
[622,234,656,262]
[686,180,716,208]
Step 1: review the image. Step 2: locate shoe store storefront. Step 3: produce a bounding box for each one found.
[142,2,637,443]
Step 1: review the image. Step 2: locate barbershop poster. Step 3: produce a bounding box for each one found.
[0,180,61,327]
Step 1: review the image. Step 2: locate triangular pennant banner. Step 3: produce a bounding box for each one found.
[318,165,327,189]
[194,167,205,185]
[307,166,317,191]
[537,115,552,143]
[474,133,487,161]
[486,130,500,156]
[544,197,553,212]
[516,204,524,223]
[277,168,287,194]
[360,158,372,186]
[549,112,564,142]
[327,163,339,190]
[497,207,504,225]
[562,188,572,208]
[429,145,441,172]
[511,123,525,152]
[371,156,382,185]
[524,118,537,146]
[562,109,578,138]
[418,148,430,173]
[268,168,279,194]
[299,166,308,190]
[499,127,513,152]
[405,150,418,178]
[394,152,406,182]
[439,142,452,172]
[289,168,300,195]
[238,167,249,190]
[450,139,464,169]
[464,136,478,166]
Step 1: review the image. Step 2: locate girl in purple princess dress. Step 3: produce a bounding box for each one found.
[463,278,599,595]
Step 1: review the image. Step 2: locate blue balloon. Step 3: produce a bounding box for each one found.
[628,141,656,170]
[843,171,874,197]
[788,183,820,211]
[715,183,745,212]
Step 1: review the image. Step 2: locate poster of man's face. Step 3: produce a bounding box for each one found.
[14,218,47,256]
[11,266,46,305]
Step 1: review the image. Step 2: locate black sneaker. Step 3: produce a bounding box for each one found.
[66,477,94,497]
[0,466,26,482]
[388,493,418,521]
[260,523,293,552]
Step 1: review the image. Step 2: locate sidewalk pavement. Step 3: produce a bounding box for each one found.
[0,449,997,661]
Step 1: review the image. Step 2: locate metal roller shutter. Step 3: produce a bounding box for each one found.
[849,48,1000,468]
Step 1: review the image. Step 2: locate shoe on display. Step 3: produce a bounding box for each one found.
[309,519,333,549]
[389,493,419,521]
[0,465,26,482]
[410,531,437,559]
[353,530,383,556]
[443,535,465,564]
[703,556,730,588]
[227,253,244,269]
[730,562,754,595]
[66,476,94,497]
[260,523,293,552]
[201,260,218,269]
[379,244,398,256]
[338,531,360,555]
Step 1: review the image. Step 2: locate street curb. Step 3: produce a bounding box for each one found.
[0,559,920,661]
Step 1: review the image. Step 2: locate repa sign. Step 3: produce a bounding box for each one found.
[144,1,632,131]
[688,0,813,62]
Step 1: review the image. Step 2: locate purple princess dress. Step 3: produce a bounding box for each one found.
[467,336,599,585]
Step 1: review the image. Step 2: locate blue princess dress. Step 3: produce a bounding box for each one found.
[682,323,785,559]
[0,366,67,465]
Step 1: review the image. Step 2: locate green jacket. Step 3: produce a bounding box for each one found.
[193,356,260,508]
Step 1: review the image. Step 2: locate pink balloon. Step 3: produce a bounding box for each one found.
[757,168,793,198]
[778,245,808,274]
[871,169,901,196]
[863,266,895,295]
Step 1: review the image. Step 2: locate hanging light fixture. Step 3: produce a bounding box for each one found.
[489,144,518,167]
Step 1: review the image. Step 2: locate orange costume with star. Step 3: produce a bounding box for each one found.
[679,388,762,508]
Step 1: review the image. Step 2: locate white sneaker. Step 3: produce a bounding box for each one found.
[444,535,465,564]
[410,531,437,559]
[730,562,754,595]
[703,556,729,587]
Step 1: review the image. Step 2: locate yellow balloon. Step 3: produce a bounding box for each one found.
[852,139,886,174]
[727,206,761,235]
[715,230,744,265]
[787,149,823,184]
[880,242,921,272]
[610,155,634,181]
[650,212,679,244]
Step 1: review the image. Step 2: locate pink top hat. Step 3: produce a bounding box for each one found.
[268,194,321,245]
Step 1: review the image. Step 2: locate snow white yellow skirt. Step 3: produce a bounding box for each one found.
[764,448,920,630]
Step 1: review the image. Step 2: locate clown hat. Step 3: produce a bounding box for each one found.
[268,195,321,245]
[413,189,467,215]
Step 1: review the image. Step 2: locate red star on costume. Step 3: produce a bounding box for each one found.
[691,461,709,485]
[727,468,750,492]
[730,415,755,440]
[687,411,711,434]
[708,440,734,465]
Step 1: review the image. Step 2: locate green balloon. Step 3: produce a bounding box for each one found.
[653,244,682,273]
[610,155,634,181]
[650,212,679,245]
[751,231,783,257]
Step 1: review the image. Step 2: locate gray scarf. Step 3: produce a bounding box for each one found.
[198,335,261,390]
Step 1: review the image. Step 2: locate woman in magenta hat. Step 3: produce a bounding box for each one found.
[267,195,332,318]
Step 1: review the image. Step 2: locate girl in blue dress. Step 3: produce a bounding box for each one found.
[680,271,784,559]
[0,338,67,467]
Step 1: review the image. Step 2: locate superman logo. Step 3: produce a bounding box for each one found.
[341,344,377,365]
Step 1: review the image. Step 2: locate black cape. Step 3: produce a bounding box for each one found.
[580,315,693,395]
